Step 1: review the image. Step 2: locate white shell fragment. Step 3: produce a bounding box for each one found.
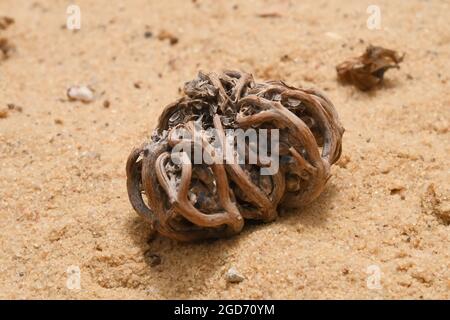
[324,32,343,40]
[67,85,95,103]
[225,267,245,283]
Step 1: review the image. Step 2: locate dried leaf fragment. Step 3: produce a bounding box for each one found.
[336,45,405,91]
[157,30,178,45]
[0,109,8,119]
[421,184,450,225]
[0,16,14,30]
[0,37,15,59]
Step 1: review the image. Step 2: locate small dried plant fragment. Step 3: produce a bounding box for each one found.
[0,37,15,60]
[336,45,404,91]
[421,184,450,226]
[0,17,16,60]
[126,71,344,241]
[0,16,14,30]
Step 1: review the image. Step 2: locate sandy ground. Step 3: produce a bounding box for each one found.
[0,0,449,299]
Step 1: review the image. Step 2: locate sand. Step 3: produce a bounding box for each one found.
[0,0,449,299]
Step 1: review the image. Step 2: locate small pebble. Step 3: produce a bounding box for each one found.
[67,85,95,103]
[325,32,343,40]
[80,151,101,160]
[144,251,161,267]
[225,267,245,283]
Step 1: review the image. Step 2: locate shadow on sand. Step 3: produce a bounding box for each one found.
[125,183,338,298]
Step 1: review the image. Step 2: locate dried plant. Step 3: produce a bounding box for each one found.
[336,45,404,91]
[0,17,15,60]
[126,71,344,241]
[0,16,14,30]
[0,37,15,59]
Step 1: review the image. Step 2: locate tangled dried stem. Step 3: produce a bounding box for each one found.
[126,71,344,241]
[336,45,404,91]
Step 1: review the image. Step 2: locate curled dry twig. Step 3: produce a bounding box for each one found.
[336,45,404,91]
[126,71,344,241]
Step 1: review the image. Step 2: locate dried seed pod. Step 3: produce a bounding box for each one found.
[126,71,344,241]
[336,45,404,91]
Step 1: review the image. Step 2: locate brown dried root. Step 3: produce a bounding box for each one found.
[126,71,344,241]
[336,45,404,91]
